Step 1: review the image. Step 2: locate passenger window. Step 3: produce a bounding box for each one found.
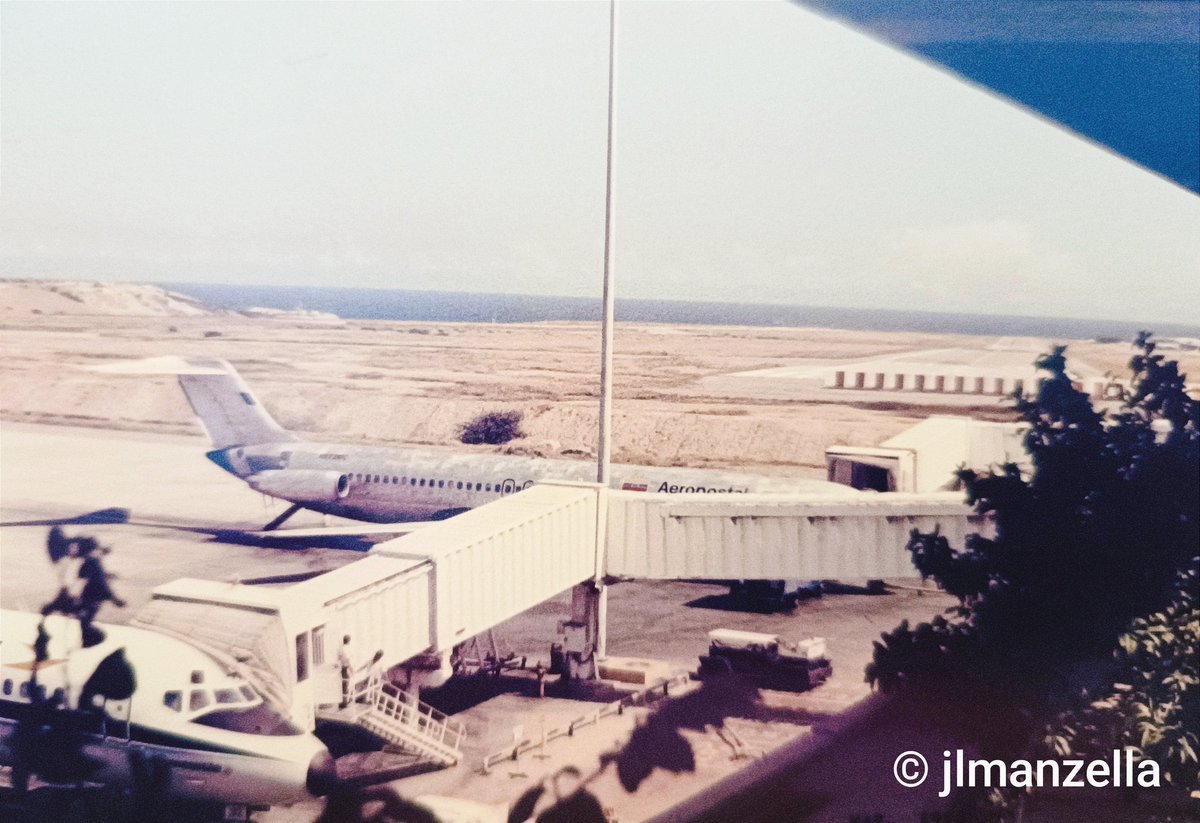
[2,679,11,695]
[456,481,463,490]
[189,690,210,712]
[409,478,416,486]
[163,691,182,711]
[419,478,425,487]
[476,483,482,491]
[485,484,491,492]
[438,480,445,488]
[20,682,30,698]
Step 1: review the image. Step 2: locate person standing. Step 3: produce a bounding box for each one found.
[338,635,354,708]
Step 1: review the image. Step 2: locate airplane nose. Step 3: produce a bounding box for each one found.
[306,749,338,796]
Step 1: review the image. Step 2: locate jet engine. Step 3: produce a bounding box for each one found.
[246,470,351,504]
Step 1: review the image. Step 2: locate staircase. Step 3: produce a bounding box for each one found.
[339,678,466,768]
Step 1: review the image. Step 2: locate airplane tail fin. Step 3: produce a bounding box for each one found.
[90,356,298,449]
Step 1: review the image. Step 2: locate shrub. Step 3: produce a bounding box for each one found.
[459,410,525,445]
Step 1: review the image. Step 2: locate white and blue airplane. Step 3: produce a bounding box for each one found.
[0,609,335,809]
[94,357,855,531]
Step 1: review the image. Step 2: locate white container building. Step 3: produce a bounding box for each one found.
[824,415,1027,493]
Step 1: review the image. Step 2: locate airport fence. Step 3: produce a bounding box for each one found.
[480,672,693,773]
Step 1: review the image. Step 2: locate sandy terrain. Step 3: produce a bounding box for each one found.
[5,281,1190,480]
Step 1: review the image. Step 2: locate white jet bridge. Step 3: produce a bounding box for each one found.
[133,483,990,767]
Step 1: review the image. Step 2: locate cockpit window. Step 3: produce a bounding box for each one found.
[189,690,210,712]
[164,691,182,712]
[215,688,241,704]
[192,703,305,737]
[240,685,257,701]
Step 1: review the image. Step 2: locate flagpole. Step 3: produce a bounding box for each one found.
[594,0,618,665]
[597,0,617,487]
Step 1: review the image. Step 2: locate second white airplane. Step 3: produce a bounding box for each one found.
[96,357,856,530]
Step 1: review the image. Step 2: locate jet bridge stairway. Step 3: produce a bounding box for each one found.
[322,678,466,768]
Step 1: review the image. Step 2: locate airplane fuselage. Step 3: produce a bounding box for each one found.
[0,611,333,806]
[94,356,856,527]
[207,440,842,523]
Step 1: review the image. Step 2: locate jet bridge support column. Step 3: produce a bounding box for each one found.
[559,582,606,680]
[596,582,608,661]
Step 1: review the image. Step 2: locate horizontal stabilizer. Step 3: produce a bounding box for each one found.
[87,356,229,376]
[247,523,432,540]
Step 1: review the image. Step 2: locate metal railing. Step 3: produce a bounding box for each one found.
[348,675,466,760]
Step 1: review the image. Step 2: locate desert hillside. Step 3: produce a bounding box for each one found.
[0,279,216,317]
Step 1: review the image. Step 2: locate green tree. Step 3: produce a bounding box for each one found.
[868,335,1199,783]
[1045,558,1198,789]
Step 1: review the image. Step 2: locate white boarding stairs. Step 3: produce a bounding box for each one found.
[345,677,466,767]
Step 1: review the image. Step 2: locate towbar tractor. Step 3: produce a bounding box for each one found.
[696,629,831,691]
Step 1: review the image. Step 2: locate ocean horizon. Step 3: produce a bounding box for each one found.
[163,282,1200,342]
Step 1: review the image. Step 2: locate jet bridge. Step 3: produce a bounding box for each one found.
[133,481,986,768]
[604,490,990,580]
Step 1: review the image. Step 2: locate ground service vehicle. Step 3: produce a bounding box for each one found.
[696,629,831,691]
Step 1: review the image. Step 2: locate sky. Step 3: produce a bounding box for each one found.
[1,1,1198,323]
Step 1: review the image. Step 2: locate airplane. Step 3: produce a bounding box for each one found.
[0,609,336,811]
[93,357,857,531]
